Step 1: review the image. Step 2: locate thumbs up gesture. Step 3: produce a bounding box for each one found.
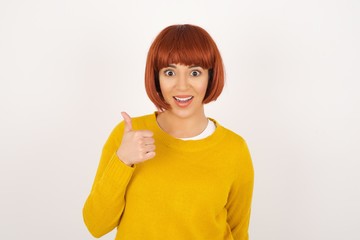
[116,112,156,166]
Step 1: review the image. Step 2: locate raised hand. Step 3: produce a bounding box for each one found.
[116,112,156,166]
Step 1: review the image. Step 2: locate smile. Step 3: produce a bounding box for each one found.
[173,96,194,103]
[172,96,194,108]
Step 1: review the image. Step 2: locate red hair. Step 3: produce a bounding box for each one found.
[145,24,225,110]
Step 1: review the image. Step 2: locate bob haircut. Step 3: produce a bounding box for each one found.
[145,24,225,110]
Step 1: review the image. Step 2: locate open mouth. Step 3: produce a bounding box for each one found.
[173,96,194,103]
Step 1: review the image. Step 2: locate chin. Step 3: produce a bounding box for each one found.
[168,106,202,119]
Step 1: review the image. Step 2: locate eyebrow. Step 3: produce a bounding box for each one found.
[167,64,202,69]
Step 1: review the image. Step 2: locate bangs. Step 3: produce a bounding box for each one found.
[154,25,215,70]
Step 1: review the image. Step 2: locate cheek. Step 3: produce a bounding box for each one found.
[197,79,209,96]
[159,79,172,97]
[198,72,209,95]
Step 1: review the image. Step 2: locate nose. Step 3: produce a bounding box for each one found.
[176,73,189,91]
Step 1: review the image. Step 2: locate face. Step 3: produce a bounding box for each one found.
[159,64,209,119]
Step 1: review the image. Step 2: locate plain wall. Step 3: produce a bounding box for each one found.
[0,0,359,239]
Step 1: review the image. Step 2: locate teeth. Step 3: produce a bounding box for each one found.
[174,96,193,102]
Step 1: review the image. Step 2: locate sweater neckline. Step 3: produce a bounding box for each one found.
[147,112,226,152]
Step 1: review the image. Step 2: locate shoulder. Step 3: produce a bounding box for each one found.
[111,113,154,132]
[128,113,155,130]
[104,113,154,149]
[211,118,253,168]
[130,113,154,124]
[222,127,246,145]
[221,127,250,159]
[212,118,247,149]
[220,127,253,182]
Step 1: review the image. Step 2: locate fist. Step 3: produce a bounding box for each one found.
[116,112,156,166]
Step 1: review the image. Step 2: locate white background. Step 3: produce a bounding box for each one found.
[0,0,359,239]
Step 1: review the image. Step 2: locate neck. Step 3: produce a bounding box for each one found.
[156,110,208,138]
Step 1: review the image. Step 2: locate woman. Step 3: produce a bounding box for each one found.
[83,24,254,240]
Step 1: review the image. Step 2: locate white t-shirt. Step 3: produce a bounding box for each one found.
[179,119,216,140]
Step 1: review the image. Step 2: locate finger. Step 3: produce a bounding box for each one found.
[138,130,153,137]
[142,137,155,145]
[121,112,132,133]
[144,144,156,152]
[143,151,156,160]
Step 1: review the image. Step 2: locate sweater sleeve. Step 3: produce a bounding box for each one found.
[82,122,135,238]
[226,140,254,240]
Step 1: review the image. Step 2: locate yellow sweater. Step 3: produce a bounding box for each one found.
[83,113,254,240]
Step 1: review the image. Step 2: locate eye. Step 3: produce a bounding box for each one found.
[164,69,175,76]
[190,70,201,77]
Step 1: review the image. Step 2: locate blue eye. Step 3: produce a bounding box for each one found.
[190,70,201,77]
[164,70,175,76]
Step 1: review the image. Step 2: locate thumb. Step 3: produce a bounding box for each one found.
[121,111,133,132]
